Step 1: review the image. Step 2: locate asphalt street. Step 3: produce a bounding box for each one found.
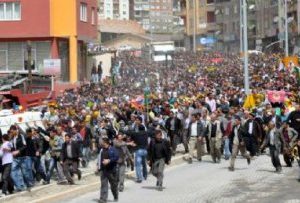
[61,154,300,203]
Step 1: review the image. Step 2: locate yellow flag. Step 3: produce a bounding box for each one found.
[243,94,256,109]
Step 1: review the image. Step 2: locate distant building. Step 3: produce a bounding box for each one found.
[134,0,181,34]
[0,0,98,82]
[179,0,219,51]
[99,0,134,20]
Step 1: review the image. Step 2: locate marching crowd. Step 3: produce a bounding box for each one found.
[0,51,300,203]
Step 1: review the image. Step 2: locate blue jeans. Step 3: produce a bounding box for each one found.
[31,157,47,181]
[47,157,66,182]
[135,149,148,181]
[11,156,34,190]
[223,138,231,160]
[82,147,91,167]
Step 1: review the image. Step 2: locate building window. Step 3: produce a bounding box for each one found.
[207,0,214,4]
[0,2,21,21]
[0,50,7,71]
[234,5,238,14]
[80,3,87,22]
[207,11,215,23]
[224,7,229,15]
[91,7,95,25]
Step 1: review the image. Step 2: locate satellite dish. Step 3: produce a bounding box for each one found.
[249,4,255,10]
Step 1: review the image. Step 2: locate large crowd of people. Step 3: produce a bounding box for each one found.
[0,51,300,203]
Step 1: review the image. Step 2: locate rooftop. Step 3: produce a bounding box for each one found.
[99,19,145,34]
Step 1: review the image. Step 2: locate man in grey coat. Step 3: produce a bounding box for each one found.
[261,122,284,173]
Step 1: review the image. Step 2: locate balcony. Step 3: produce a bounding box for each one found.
[206,23,219,31]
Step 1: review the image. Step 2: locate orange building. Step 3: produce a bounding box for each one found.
[0,0,98,82]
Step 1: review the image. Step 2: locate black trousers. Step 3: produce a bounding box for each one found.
[63,159,81,183]
[100,170,119,201]
[245,136,258,156]
[1,163,14,194]
[169,130,178,153]
[270,146,282,170]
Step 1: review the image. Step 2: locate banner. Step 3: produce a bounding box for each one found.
[267,90,286,103]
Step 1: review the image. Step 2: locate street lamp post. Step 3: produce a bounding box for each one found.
[149,18,153,63]
[26,41,32,94]
[192,0,196,53]
[284,0,289,56]
[242,0,249,95]
[240,0,243,55]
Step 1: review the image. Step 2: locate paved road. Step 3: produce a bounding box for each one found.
[61,154,300,203]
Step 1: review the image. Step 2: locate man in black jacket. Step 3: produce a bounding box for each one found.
[120,121,149,183]
[243,112,261,157]
[98,137,119,203]
[148,130,171,191]
[26,128,48,184]
[229,116,251,171]
[60,134,82,184]
[287,104,300,139]
[165,112,182,155]
[79,120,93,168]
[10,125,34,191]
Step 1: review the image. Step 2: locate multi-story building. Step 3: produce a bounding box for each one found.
[0,0,97,82]
[215,0,299,54]
[214,0,240,53]
[179,0,219,50]
[149,0,174,33]
[134,0,151,30]
[99,0,134,20]
[134,0,178,34]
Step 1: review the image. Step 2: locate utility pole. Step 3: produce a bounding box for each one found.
[26,41,32,94]
[284,0,289,56]
[192,0,196,53]
[149,17,153,63]
[242,0,249,95]
[240,0,243,55]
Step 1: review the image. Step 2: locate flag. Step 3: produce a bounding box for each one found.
[188,65,197,73]
[243,94,256,109]
[267,90,286,103]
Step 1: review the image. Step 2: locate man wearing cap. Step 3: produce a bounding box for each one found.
[229,116,251,171]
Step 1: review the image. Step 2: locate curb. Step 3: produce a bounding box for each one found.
[3,153,188,203]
